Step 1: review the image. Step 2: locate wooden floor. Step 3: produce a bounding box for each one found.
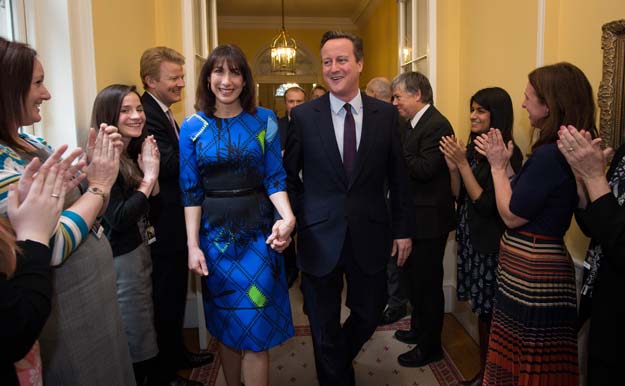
[181,313,481,382]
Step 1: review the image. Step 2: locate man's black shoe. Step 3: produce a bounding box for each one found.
[379,305,407,325]
[397,345,443,368]
[179,350,214,369]
[394,329,420,344]
[168,375,203,386]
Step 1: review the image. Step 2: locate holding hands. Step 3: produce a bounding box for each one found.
[8,160,65,245]
[266,218,295,253]
[474,128,514,171]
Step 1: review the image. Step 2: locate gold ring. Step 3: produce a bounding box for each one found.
[50,193,60,198]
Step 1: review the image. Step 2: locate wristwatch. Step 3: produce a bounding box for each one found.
[87,186,108,201]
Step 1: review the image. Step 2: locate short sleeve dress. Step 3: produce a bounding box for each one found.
[179,107,294,351]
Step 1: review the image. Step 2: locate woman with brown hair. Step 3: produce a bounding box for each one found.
[90,84,162,385]
[475,62,595,385]
[180,44,295,386]
[0,37,135,385]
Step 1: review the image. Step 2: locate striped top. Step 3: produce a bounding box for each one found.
[0,133,88,266]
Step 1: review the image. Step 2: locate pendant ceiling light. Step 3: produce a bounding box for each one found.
[270,0,297,74]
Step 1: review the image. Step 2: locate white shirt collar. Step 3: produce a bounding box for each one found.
[329,91,363,116]
[146,91,171,114]
[410,103,431,128]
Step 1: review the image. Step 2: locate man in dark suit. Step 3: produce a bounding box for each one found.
[365,76,410,326]
[278,86,306,287]
[139,46,212,386]
[278,86,306,150]
[284,31,414,386]
[390,71,455,368]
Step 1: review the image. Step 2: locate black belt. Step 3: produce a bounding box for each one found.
[204,186,264,198]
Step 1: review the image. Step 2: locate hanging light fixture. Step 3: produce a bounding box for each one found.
[270,0,297,74]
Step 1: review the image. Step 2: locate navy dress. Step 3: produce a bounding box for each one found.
[179,108,294,351]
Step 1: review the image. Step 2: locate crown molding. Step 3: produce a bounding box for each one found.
[352,0,378,25]
[218,16,357,30]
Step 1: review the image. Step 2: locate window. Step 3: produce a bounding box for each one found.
[398,0,436,95]
[0,0,14,40]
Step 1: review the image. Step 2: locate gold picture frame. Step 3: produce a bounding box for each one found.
[598,19,625,148]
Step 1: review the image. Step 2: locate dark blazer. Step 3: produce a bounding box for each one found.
[402,105,455,239]
[575,144,625,384]
[141,92,186,253]
[278,116,289,150]
[459,146,523,253]
[284,93,414,277]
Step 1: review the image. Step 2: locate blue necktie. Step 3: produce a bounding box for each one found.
[343,103,356,176]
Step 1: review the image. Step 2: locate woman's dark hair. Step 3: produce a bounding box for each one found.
[195,44,256,117]
[0,37,38,153]
[467,87,515,160]
[528,62,597,151]
[90,84,145,188]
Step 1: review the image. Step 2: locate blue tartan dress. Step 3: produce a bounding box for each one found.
[179,108,294,351]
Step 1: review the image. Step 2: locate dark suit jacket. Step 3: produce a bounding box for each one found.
[141,92,186,253]
[284,93,414,277]
[459,146,523,253]
[278,116,289,151]
[402,105,455,239]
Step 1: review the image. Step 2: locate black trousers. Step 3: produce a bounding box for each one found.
[403,235,448,354]
[301,236,387,386]
[151,246,189,380]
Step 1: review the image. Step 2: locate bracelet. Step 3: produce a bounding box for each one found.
[87,186,108,201]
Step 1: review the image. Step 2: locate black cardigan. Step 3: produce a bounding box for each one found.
[574,144,625,385]
[458,145,523,253]
[0,240,51,386]
[102,174,161,256]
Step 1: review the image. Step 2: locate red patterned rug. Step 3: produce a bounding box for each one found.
[190,318,463,386]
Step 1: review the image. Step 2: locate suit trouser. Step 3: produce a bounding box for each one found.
[301,236,387,386]
[386,255,408,308]
[404,235,448,354]
[151,246,189,381]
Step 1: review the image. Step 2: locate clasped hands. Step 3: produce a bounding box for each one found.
[266,217,296,253]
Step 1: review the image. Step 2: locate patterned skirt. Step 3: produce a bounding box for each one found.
[483,230,578,386]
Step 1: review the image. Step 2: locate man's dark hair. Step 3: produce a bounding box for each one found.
[320,31,364,62]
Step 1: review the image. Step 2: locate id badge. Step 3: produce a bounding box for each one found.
[146,225,157,245]
[91,219,104,239]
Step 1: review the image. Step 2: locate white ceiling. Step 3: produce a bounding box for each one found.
[217,0,371,20]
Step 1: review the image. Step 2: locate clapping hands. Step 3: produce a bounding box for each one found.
[8,160,66,245]
[138,135,160,181]
[85,124,121,193]
[439,135,467,171]
[474,128,514,171]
